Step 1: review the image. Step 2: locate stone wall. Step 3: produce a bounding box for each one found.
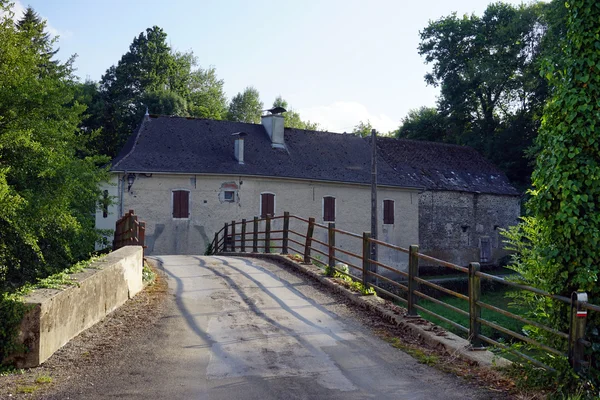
[10,246,143,368]
[419,191,520,267]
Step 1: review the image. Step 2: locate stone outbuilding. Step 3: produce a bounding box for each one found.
[375,137,521,267]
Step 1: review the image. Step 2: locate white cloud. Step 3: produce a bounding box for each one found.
[298,101,399,134]
[1,1,71,39]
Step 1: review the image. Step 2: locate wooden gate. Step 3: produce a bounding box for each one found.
[113,209,146,253]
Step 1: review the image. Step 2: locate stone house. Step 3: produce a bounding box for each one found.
[375,137,521,267]
[96,112,520,270]
[96,112,421,271]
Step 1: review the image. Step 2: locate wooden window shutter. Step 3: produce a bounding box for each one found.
[173,191,181,218]
[324,197,335,222]
[480,238,491,263]
[173,190,189,218]
[261,193,274,218]
[180,191,189,218]
[383,200,394,224]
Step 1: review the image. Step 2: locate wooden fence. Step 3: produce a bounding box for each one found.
[113,209,146,253]
[210,212,600,373]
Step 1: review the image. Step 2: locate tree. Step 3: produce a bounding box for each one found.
[187,67,228,119]
[15,5,58,72]
[418,2,557,188]
[228,86,263,124]
[395,107,449,142]
[141,90,187,116]
[352,120,373,137]
[0,3,108,289]
[271,96,319,130]
[95,26,193,157]
[504,0,600,390]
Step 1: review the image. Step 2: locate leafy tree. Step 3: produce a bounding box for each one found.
[395,107,449,142]
[417,2,564,188]
[504,0,600,392]
[94,26,193,157]
[0,3,108,289]
[228,86,263,124]
[352,120,373,137]
[271,96,319,130]
[141,89,187,116]
[187,67,228,119]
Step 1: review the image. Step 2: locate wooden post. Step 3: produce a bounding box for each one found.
[328,223,336,276]
[223,223,229,252]
[252,217,258,253]
[139,221,146,256]
[213,232,219,254]
[240,219,246,252]
[265,215,271,253]
[468,262,482,348]
[231,220,236,252]
[569,292,589,372]
[303,217,315,264]
[282,212,290,254]
[370,129,378,278]
[362,232,371,288]
[407,245,419,317]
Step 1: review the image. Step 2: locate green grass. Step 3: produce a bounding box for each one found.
[35,375,52,384]
[417,289,527,342]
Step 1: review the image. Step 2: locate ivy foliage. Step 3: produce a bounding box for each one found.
[527,0,600,296]
[504,0,600,395]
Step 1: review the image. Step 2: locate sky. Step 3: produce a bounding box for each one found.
[10,0,527,133]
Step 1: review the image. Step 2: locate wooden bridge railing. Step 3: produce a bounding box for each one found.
[210,212,599,373]
[113,209,146,254]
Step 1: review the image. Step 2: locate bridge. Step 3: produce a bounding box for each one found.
[55,210,596,399]
[51,254,498,399]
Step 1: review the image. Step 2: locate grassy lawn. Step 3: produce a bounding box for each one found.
[417,289,528,342]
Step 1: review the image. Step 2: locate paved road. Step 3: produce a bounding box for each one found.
[49,256,501,399]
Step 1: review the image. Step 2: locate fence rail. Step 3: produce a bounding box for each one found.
[113,209,146,254]
[211,212,598,373]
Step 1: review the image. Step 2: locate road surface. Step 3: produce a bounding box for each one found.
[48,256,502,399]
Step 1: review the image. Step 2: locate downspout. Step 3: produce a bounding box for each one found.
[119,173,126,217]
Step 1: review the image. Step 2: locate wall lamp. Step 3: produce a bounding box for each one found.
[127,173,136,192]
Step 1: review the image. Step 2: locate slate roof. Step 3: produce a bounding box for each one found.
[374,137,519,195]
[111,116,418,188]
[112,115,519,195]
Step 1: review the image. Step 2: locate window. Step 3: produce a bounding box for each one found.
[224,191,235,202]
[480,237,491,263]
[383,200,394,224]
[172,190,190,219]
[102,190,109,218]
[323,196,335,222]
[261,193,275,218]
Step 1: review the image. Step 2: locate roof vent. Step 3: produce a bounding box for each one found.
[232,132,247,164]
[261,108,286,149]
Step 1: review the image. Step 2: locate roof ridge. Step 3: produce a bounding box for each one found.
[377,136,476,151]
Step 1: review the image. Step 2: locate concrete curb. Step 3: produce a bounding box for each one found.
[220,252,510,369]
